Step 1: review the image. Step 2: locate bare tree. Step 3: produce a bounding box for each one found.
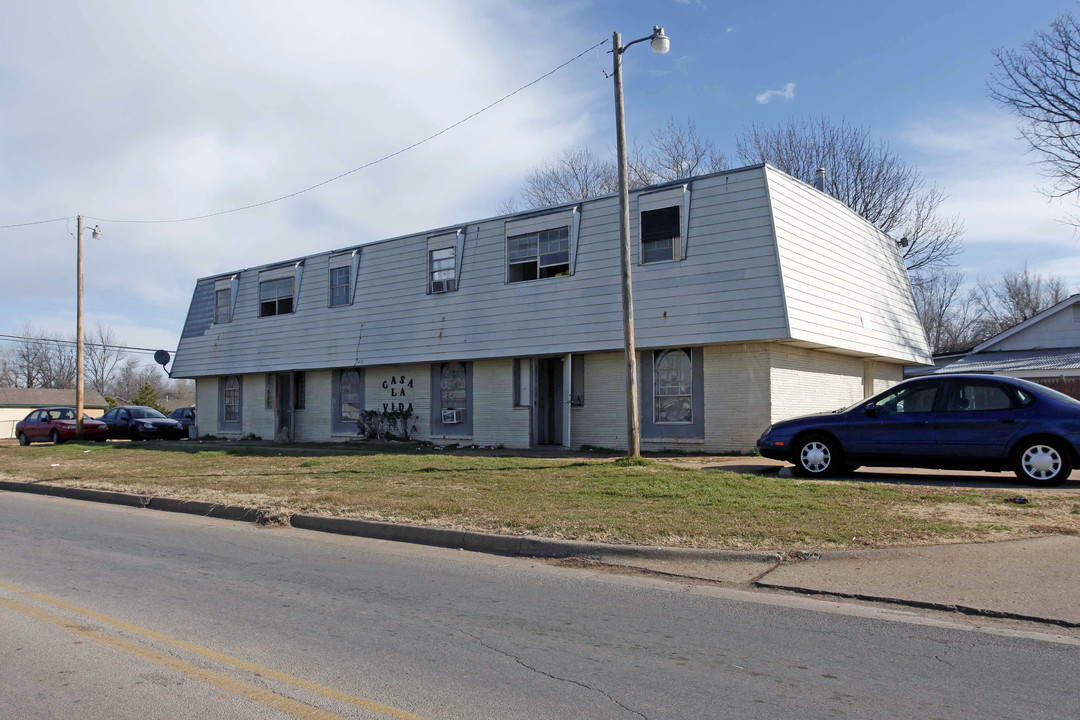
[36,336,76,389]
[990,10,1080,199]
[649,118,727,182]
[85,323,127,396]
[506,119,728,212]
[518,146,620,209]
[972,263,1070,336]
[913,271,982,353]
[736,116,963,275]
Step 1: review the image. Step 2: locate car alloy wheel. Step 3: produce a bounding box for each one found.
[17,432,29,446]
[800,441,831,474]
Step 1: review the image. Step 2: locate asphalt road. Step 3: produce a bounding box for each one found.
[1,492,1078,720]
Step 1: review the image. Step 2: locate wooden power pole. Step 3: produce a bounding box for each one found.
[75,215,85,440]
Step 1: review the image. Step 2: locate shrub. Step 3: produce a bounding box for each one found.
[357,407,417,441]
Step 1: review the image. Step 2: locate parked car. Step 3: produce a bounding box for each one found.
[100,406,186,440]
[756,375,1080,486]
[15,407,108,445]
[168,406,196,435]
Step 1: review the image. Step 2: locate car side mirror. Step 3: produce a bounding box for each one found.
[864,404,878,418]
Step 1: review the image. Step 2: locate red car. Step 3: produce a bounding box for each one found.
[15,406,108,445]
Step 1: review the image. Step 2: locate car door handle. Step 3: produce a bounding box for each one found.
[1000,419,1016,424]
[913,420,929,426]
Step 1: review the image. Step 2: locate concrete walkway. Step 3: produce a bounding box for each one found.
[755,536,1080,626]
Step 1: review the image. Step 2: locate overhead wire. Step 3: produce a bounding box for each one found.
[0,38,606,230]
[0,334,171,356]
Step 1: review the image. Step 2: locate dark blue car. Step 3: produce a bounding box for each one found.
[757,374,1080,485]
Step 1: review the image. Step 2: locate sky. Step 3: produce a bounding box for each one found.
[2,0,1079,360]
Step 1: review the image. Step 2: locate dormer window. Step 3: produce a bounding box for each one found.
[429,247,457,293]
[214,288,231,324]
[260,278,293,317]
[507,227,570,283]
[641,206,680,263]
[329,266,350,307]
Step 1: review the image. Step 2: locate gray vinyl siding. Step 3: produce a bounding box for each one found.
[984,304,1080,351]
[172,166,789,377]
[765,167,931,365]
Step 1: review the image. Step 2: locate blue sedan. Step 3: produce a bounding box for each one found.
[757,374,1080,485]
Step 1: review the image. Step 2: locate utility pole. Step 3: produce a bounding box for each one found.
[610,26,668,458]
[75,215,85,440]
[612,31,641,458]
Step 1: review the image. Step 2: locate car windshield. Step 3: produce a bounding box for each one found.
[1012,377,1080,406]
[129,407,166,419]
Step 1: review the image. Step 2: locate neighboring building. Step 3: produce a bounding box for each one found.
[171,164,930,452]
[925,294,1080,399]
[0,388,110,439]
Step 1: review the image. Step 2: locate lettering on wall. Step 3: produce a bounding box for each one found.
[379,375,415,413]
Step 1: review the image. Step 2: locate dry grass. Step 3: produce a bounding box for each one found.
[2,440,1077,551]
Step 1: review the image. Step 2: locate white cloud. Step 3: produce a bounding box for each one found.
[899,109,1080,286]
[0,1,601,352]
[755,82,796,104]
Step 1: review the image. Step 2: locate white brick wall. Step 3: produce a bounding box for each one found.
[570,351,628,450]
[770,345,864,423]
[194,378,217,436]
[472,358,531,448]
[874,362,903,394]
[295,370,332,442]
[365,363,430,441]
[188,343,904,451]
[704,343,773,452]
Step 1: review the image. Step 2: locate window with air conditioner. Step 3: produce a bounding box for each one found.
[429,247,456,293]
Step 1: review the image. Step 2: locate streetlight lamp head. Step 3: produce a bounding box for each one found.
[651,26,670,55]
[90,226,101,240]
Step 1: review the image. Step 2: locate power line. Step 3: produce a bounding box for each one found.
[0,334,171,356]
[0,38,607,231]
[0,216,73,230]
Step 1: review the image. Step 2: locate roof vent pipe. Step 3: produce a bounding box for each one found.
[813,167,826,192]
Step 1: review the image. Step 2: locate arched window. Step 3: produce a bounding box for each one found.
[223,376,240,423]
[440,362,467,410]
[340,370,361,422]
[654,349,692,423]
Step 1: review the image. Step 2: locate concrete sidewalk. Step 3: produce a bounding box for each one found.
[755,536,1080,626]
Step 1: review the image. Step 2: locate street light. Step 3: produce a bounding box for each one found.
[75,215,100,440]
[611,25,669,458]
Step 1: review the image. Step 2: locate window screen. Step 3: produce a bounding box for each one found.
[654,349,692,423]
[429,247,456,292]
[259,278,294,317]
[440,362,467,411]
[339,370,362,423]
[507,227,570,283]
[571,354,584,406]
[215,288,231,324]
[641,206,680,264]
[329,267,350,307]
[223,377,240,422]
[514,359,531,407]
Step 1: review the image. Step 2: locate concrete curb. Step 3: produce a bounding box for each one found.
[290,513,784,563]
[753,580,1080,629]
[146,497,267,523]
[0,479,780,564]
[0,479,149,508]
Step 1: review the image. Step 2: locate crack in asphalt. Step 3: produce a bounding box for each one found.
[452,626,648,720]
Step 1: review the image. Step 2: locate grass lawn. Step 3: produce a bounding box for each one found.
[2,440,1078,551]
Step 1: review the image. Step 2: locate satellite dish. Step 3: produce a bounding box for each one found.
[154,350,171,367]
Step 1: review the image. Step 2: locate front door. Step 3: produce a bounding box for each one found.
[839,379,942,462]
[276,372,293,442]
[534,358,564,445]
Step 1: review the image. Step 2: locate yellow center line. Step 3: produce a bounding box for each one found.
[0,595,347,720]
[0,580,430,720]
